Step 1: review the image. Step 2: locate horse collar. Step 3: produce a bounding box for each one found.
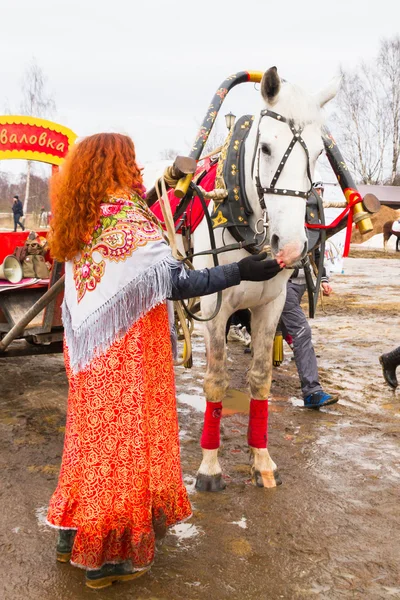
[211,115,265,253]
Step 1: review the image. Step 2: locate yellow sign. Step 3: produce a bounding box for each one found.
[0,115,77,166]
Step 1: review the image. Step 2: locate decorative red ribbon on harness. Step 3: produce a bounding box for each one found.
[306,189,363,258]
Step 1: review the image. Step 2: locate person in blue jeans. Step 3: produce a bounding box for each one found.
[280,181,338,409]
[280,271,338,409]
[229,268,338,409]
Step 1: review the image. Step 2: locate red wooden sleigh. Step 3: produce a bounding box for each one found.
[0,115,76,357]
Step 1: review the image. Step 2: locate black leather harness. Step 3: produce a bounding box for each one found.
[253,109,313,205]
[210,115,265,254]
[175,110,324,318]
[209,110,315,253]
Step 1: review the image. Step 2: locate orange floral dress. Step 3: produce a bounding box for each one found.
[47,302,191,570]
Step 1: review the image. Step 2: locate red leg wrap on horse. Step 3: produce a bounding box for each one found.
[248,398,268,448]
[201,401,223,450]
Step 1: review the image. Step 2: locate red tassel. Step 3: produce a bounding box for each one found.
[306,188,362,259]
[248,398,268,448]
[201,401,223,450]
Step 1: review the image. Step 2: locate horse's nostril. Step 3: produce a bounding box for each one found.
[271,234,280,253]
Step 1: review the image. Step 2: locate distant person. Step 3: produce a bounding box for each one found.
[39,206,48,228]
[12,195,24,232]
[313,181,324,198]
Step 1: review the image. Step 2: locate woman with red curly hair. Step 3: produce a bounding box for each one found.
[46,133,282,589]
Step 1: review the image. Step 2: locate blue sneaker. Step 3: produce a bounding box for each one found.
[304,391,338,409]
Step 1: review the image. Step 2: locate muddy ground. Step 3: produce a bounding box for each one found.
[0,255,399,600]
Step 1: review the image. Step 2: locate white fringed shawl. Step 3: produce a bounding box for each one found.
[62,193,183,373]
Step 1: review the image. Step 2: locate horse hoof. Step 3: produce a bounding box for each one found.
[195,473,226,492]
[252,469,282,488]
[273,469,282,486]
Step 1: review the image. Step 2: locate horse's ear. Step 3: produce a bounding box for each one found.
[315,76,341,107]
[261,66,281,103]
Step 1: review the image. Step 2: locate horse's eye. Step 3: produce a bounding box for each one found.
[261,144,271,156]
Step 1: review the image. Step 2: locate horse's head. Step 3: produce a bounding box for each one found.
[254,66,340,266]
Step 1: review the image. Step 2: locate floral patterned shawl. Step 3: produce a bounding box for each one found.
[63,192,182,373]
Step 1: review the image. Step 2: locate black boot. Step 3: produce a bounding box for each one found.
[85,562,150,589]
[379,346,400,389]
[56,529,76,563]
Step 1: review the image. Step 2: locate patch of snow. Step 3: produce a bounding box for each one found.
[289,396,303,407]
[230,517,247,529]
[169,522,201,546]
[35,506,49,529]
[183,475,197,495]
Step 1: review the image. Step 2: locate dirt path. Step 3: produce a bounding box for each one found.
[0,257,399,600]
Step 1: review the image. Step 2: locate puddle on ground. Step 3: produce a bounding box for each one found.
[178,388,250,416]
[178,392,205,412]
[382,403,400,414]
[315,428,400,484]
[222,389,249,415]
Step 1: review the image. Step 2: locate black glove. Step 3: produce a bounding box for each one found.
[237,253,282,282]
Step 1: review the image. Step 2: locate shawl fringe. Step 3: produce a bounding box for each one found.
[63,256,185,373]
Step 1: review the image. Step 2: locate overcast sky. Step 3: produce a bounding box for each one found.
[1,0,399,177]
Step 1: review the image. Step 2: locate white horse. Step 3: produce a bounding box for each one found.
[187,67,340,491]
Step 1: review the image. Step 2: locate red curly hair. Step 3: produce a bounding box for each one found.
[49,133,144,261]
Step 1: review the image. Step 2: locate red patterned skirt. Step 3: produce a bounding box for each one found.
[47,303,191,570]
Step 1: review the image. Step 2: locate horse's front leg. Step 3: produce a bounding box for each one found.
[248,292,286,488]
[196,298,231,492]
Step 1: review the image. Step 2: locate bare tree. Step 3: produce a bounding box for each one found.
[202,126,227,158]
[378,36,400,184]
[331,65,390,184]
[332,36,400,185]
[159,148,181,161]
[19,58,56,213]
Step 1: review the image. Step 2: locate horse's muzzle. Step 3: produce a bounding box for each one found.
[270,235,308,267]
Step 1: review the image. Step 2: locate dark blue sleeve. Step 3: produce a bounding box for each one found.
[169,263,241,301]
